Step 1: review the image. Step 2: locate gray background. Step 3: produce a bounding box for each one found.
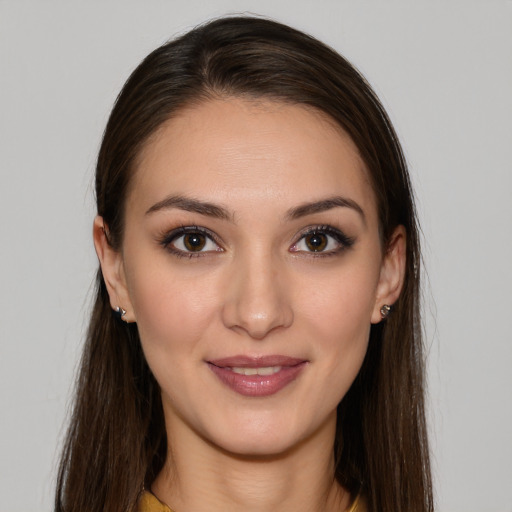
[1,1,511,511]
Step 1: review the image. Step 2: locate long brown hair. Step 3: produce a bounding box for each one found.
[56,16,433,512]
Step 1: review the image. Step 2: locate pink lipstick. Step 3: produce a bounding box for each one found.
[207,356,307,397]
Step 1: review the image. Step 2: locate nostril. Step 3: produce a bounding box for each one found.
[220,258,294,338]
[224,300,295,338]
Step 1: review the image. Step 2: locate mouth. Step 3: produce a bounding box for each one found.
[231,366,282,376]
[207,356,308,397]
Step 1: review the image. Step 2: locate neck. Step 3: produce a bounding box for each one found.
[152,413,350,512]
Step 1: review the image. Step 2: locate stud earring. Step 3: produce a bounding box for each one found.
[115,306,127,321]
[380,304,392,319]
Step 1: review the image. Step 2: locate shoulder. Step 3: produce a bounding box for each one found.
[136,491,173,512]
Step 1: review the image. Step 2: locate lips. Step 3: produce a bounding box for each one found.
[207,356,308,397]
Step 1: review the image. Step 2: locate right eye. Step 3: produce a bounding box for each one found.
[162,227,223,257]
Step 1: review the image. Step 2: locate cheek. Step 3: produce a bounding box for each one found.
[124,255,222,358]
[296,263,377,376]
[299,261,378,330]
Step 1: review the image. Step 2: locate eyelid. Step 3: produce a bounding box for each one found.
[158,225,224,257]
[290,224,355,255]
[157,223,353,258]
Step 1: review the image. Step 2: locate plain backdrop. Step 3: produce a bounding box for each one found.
[1,1,511,511]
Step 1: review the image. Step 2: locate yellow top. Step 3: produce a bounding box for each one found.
[137,490,366,512]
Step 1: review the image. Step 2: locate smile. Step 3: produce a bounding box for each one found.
[231,366,282,376]
[207,356,307,397]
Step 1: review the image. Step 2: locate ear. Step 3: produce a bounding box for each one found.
[93,216,136,323]
[371,225,406,324]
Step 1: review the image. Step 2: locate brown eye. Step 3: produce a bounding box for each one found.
[165,228,222,256]
[304,233,327,252]
[289,226,354,256]
[183,233,206,251]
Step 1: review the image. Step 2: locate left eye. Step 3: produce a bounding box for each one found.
[168,231,221,253]
[291,229,350,254]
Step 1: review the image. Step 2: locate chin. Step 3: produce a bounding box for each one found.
[202,409,334,460]
[211,431,303,460]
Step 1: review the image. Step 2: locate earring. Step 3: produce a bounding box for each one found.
[115,306,127,321]
[380,304,392,319]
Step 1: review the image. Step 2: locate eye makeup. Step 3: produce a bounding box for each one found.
[290,224,355,258]
[156,222,355,260]
[157,225,224,259]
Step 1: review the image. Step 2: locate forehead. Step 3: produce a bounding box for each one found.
[129,98,377,222]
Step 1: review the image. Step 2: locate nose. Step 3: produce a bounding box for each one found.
[221,250,294,340]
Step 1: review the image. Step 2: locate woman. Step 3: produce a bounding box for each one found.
[55,16,433,512]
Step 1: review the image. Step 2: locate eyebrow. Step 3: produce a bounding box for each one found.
[145,194,365,223]
[145,195,232,220]
[286,196,366,223]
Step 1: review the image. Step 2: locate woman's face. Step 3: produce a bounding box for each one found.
[97,98,404,456]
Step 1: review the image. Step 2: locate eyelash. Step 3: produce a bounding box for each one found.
[158,226,223,259]
[290,225,355,257]
[158,224,355,259]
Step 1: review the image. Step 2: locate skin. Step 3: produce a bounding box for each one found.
[94,98,406,512]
